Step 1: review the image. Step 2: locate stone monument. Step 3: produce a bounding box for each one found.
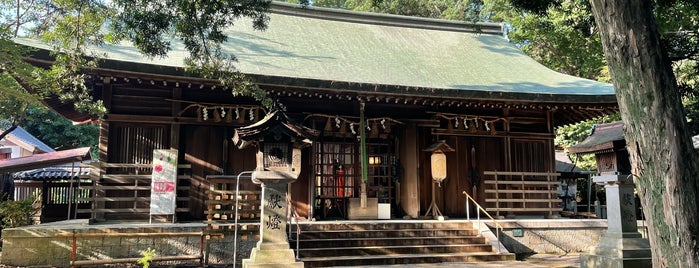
[580,172,652,267]
[569,122,652,267]
[233,110,318,268]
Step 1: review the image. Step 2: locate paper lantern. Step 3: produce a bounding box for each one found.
[430,150,447,182]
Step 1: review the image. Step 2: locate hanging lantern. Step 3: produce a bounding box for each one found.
[423,140,455,186]
[422,140,455,220]
[431,150,447,184]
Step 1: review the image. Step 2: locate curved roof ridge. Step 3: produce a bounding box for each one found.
[270,1,505,36]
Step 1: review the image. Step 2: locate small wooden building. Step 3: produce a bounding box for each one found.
[0,147,93,223]
[568,121,630,174]
[21,2,617,221]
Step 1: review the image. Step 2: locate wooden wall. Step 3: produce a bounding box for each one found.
[93,73,565,221]
[419,134,506,218]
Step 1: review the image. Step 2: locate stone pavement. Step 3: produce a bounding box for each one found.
[331,253,581,268]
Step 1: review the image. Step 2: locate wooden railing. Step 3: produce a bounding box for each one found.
[483,171,561,218]
[79,163,191,219]
[205,173,262,266]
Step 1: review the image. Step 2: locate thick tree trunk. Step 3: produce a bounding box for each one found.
[589,1,699,267]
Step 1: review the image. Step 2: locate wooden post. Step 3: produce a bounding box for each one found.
[494,172,499,218]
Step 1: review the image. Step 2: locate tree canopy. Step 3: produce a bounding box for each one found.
[300,0,699,169]
[0,0,274,142]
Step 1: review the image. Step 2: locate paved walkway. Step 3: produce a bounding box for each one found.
[332,253,581,268]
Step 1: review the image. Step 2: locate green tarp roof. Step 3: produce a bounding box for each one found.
[18,2,615,99]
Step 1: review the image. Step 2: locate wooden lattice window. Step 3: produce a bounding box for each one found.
[313,142,356,198]
[109,124,170,167]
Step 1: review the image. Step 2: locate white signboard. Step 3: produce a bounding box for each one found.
[150,149,178,215]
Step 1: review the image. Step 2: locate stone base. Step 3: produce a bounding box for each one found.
[580,232,652,268]
[242,247,303,268]
[347,197,378,220]
[581,254,652,268]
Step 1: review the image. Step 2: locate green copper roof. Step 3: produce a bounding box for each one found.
[19,2,615,99]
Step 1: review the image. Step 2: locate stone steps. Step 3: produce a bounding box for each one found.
[300,252,514,267]
[297,244,494,257]
[288,221,515,267]
[297,228,479,239]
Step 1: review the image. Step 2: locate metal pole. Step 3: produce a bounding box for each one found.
[74,165,80,220]
[477,208,481,235]
[497,228,501,253]
[587,173,593,212]
[233,171,253,268]
[68,162,76,220]
[466,196,470,221]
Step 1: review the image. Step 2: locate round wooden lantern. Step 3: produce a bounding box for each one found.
[430,150,447,184]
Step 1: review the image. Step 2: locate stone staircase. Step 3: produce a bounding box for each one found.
[288,221,515,267]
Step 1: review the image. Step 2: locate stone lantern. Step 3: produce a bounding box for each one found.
[233,110,318,268]
[569,121,652,267]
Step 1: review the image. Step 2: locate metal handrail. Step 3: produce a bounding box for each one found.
[233,171,254,268]
[462,191,503,253]
[287,195,301,260]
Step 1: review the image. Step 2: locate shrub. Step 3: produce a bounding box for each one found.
[0,195,39,228]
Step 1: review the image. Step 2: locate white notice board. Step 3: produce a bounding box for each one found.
[150,149,178,215]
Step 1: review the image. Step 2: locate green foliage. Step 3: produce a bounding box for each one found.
[1,0,109,122]
[0,195,39,228]
[0,30,43,139]
[22,105,98,156]
[109,0,274,108]
[308,0,488,22]
[1,0,276,130]
[137,247,156,268]
[504,0,699,133]
[484,0,609,82]
[554,114,620,171]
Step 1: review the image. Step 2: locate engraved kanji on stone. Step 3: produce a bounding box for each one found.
[267,194,283,210]
[266,215,282,230]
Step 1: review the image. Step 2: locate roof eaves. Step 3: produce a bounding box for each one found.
[0,147,91,173]
[21,53,620,104]
[8,126,54,153]
[568,141,615,154]
[270,2,504,36]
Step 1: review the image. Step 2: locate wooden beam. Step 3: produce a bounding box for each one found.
[431,129,508,137]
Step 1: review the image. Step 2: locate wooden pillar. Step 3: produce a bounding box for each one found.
[170,88,181,151]
[170,88,182,220]
[399,123,419,218]
[93,77,112,222]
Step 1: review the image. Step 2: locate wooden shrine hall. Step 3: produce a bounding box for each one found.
[18,2,618,222]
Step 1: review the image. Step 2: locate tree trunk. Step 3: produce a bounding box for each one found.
[0,124,18,141]
[589,1,699,267]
